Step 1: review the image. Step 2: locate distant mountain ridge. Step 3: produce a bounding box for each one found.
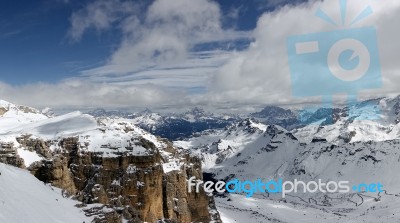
[86,96,399,142]
[175,107,400,222]
[0,99,219,223]
[88,107,240,141]
[3,96,400,222]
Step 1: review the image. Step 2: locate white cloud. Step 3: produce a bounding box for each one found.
[71,0,248,75]
[4,0,400,111]
[68,0,136,42]
[201,0,400,106]
[0,80,182,109]
[1,0,248,110]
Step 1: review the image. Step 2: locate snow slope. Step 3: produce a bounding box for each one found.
[0,100,193,222]
[0,103,182,172]
[292,96,400,144]
[216,193,400,223]
[0,100,48,133]
[177,118,400,190]
[177,118,400,222]
[0,163,91,223]
[175,119,274,170]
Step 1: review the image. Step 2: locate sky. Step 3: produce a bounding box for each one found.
[0,0,399,112]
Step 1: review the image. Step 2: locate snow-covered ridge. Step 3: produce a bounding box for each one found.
[0,100,49,132]
[292,96,400,144]
[176,115,400,191]
[0,100,180,173]
[0,163,91,223]
[0,100,215,222]
[174,119,270,170]
[177,116,400,222]
[241,96,400,144]
[90,95,400,144]
[89,106,239,141]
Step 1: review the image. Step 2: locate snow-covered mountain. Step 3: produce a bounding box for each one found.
[175,118,269,170]
[0,100,49,131]
[88,108,135,119]
[0,100,218,223]
[246,96,400,144]
[176,118,400,188]
[0,163,92,223]
[175,106,400,222]
[250,106,300,130]
[293,96,400,144]
[87,96,400,145]
[89,107,239,141]
[4,95,400,222]
[132,108,240,141]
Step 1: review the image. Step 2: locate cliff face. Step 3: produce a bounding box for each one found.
[163,156,211,222]
[0,142,24,168]
[27,137,216,223]
[0,105,220,223]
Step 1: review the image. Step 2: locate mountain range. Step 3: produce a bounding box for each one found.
[0,99,219,223]
[89,107,239,141]
[2,96,400,222]
[174,96,400,223]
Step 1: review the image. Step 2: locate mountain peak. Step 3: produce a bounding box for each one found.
[140,108,153,114]
[0,99,12,108]
[233,118,266,132]
[185,107,207,116]
[252,105,295,118]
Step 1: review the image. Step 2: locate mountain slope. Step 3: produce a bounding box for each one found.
[89,107,238,141]
[176,118,400,222]
[247,96,400,144]
[0,100,49,133]
[0,100,217,223]
[293,96,400,144]
[0,163,91,223]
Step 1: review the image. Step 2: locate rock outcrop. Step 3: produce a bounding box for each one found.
[0,142,24,168]
[26,137,217,223]
[0,104,220,223]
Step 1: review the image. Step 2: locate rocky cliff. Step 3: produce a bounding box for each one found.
[0,105,220,223]
[11,135,216,223]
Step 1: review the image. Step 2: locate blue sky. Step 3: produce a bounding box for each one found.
[0,0,125,84]
[0,0,282,85]
[0,0,396,110]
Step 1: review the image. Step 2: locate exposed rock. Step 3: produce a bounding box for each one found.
[16,136,52,159]
[82,205,122,223]
[163,171,192,222]
[0,142,24,168]
[17,105,39,114]
[185,156,215,222]
[31,155,77,195]
[338,131,357,143]
[0,107,8,116]
[25,137,215,223]
[163,156,211,222]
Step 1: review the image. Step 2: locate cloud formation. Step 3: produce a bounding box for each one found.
[203,0,400,106]
[2,0,400,111]
[0,79,183,109]
[68,0,137,42]
[70,0,247,75]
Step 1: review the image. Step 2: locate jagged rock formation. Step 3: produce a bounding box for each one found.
[0,100,219,223]
[0,107,7,116]
[25,137,215,223]
[16,135,52,159]
[0,142,24,168]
